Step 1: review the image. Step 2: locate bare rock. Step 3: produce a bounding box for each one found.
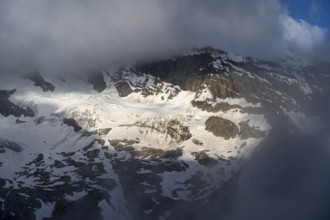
[0,89,34,117]
[26,72,55,92]
[63,118,82,132]
[205,116,239,140]
[239,121,266,139]
[98,128,112,136]
[134,147,183,159]
[192,151,219,168]
[115,81,133,97]
[0,139,23,152]
[87,72,107,93]
[192,138,203,146]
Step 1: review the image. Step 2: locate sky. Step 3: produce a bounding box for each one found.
[282,0,330,28]
[0,0,329,75]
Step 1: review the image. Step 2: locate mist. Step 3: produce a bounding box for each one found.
[0,0,329,75]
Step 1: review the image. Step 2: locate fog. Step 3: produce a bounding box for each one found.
[0,0,329,75]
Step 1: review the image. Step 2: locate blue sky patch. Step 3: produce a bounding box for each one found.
[282,0,330,28]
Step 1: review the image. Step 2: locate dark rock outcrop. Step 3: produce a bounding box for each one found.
[0,89,34,117]
[115,81,133,97]
[166,119,192,141]
[0,139,23,153]
[136,51,217,85]
[97,128,112,136]
[46,191,105,220]
[109,138,183,159]
[134,147,183,159]
[109,138,138,151]
[205,116,239,139]
[192,151,219,168]
[26,72,55,92]
[192,138,203,146]
[239,121,266,139]
[137,118,192,143]
[135,50,239,99]
[109,150,188,219]
[87,72,107,93]
[192,100,242,112]
[63,118,82,132]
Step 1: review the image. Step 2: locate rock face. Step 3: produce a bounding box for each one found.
[87,72,107,93]
[192,100,242,112]
[98,128,112,136]
[192,151,219,168]
[0,47,329,220]
[0,139,23,153]
[136,49,239,99]
[0,89,34,117]
[136,50,216,85]
[45,191,105,220]
[239,120,266,139]
[136,118,192,144]
[205,116,239,139]
[108,138,183,158]
[27,72,55,92]
[115,81,133,97]
[63,118,82,132]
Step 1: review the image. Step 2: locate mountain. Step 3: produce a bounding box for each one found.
[0,47,329,220]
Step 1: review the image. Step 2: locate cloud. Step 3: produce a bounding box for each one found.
[0,0,184,74]
[280,14,327,59]
[0,0,328,75]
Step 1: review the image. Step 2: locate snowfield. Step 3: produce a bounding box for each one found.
[0,69,270,218]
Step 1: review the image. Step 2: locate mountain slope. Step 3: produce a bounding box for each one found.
[0,48,329,220]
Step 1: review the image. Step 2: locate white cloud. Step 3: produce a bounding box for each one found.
[280,14,326,54]
[0,0,328,74]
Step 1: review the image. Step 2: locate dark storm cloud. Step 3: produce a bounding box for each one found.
[0,0,328,74]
